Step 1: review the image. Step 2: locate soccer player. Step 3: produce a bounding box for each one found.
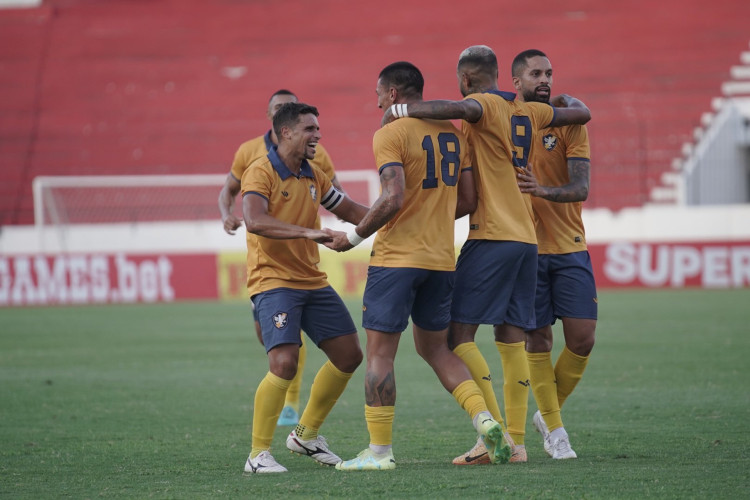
[382,45,590,463]
[241,102,368,473]
[218,89,344,426]
[325,61,510,471]
[512,49,597,459]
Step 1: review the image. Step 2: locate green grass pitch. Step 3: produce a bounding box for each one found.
[1,289,749,499]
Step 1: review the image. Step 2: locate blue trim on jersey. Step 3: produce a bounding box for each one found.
[485,89,517,101]
[268,146,314,180]
[461,166,473,173]
[379,162,403,174]
[263,130,274,152]
[567,157,590,162]
[243,191,268,201]
[546,106,556,128]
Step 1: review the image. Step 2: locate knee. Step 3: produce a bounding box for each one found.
[526,329,553,353]
[333,346,363,374]
[269,356,298,380]
[568,335,595,357]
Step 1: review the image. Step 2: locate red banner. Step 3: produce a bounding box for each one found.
[2,241,749,306]
[589,241,750,288]
[0,253,217,306]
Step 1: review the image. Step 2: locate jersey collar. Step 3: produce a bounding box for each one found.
[484,89,517,101]
[267,146,314,180]
[263,130,275,152]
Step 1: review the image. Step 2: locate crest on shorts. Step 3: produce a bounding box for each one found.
[273,312,288,329]
[543,134,558,151]
[309,184,317,202]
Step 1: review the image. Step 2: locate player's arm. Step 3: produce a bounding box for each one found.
[323,164,405,252]
[382,99,483,125]
[516,158,590,202]
[218,173,243,234]
[548,94,591,127]
[455,166,477,218]
[242,192,332,243]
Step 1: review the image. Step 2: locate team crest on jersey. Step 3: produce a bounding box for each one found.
[309,184,317,202]
[543,134,558,151]
[273,312,288,329]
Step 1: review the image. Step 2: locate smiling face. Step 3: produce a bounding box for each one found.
[513,55,553,103]
[284,112,321,160]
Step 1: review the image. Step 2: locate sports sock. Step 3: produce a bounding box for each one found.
[496,341,529,445]
[452,379,494,425]
[251,371,291,457]
[527,351,563,432]
[296,360,353,440]
[284,333,306,412]
[365,404,395,447]
[453,342,504,423]
[554,345,590,409]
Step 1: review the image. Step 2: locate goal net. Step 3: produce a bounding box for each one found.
[32,171,380,227]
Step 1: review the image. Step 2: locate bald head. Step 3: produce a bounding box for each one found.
[457,45,498,75]
[456,45,499,96]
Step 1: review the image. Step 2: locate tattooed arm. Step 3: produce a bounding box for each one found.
[323,164,405,251]
[382,98,483,126]
[516,158,590,202]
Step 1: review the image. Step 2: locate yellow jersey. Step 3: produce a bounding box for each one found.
[462,91,555,244]
[369,117,472,271]
[530,124,590,254]
[240,147,335,296]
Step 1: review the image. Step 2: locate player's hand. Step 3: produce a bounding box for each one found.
[223,214,243,234]
[321,229,354,252]
[307,229,334,244]
[550,94,570,107]
[516,164,543,196]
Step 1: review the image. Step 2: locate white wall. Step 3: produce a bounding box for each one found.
[1,204,750,255]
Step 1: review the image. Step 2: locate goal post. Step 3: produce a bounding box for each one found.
[32,171,380,227]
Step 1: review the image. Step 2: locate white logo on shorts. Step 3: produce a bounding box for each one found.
[273,312,288,329]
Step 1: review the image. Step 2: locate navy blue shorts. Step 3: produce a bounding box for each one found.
[362,266,454,333]
[451,240,538,330]
[252,286,357,352]
[535,251,598,327]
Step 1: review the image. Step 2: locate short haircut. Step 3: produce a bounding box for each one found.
[511,49,548,77]
[269,89,297,102]
[378,61,424,98]
[272,102,319,138]
[457,45,498,75]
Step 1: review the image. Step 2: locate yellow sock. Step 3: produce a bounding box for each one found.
[527,351,563,432]
[251,372,291,457]
[284,334,306,412]
[296,360,353,441]
[365,405,395,446]
[554,345,590,409]
[451,379,492,424]
[496,341,529,445]
[453,342,504,424]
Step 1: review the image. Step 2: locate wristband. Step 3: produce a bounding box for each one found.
[390,103,409,118]
[346,229,365,247]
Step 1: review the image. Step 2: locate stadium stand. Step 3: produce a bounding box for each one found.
[1,0,750,225]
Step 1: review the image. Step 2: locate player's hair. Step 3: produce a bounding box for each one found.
[457,45,498,75]
[269,89,297,102]
[272,102,319,137]
[378,61,424,98]
[511,49,548,77]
